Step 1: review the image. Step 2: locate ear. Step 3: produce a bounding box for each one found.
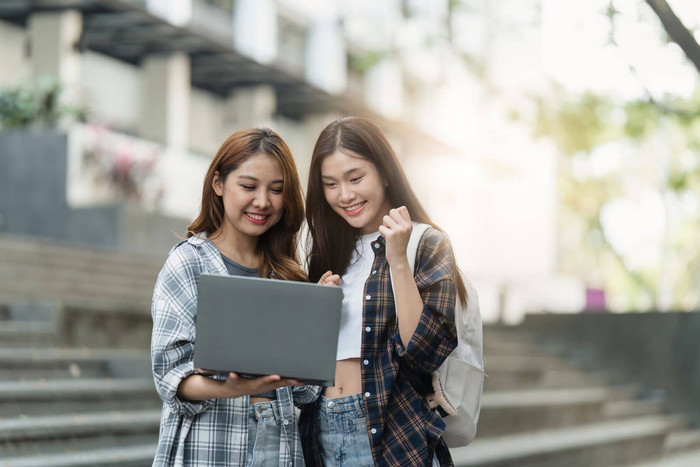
[212,171,224,196]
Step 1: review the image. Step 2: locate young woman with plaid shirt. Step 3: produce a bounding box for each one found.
[151,128,339,466]
[301,117,468,466]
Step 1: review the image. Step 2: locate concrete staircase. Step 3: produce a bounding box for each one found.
[0,235,162,466]
[3,235,699,466]
[451,328,700,466]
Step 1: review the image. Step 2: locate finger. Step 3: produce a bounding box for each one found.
[319,270,332,281]
[227,372,240,382]
[328,274,341,286]
[382,214,399,231]
[396,206,411,222]
[378,225,389,238]
[388,208,404,224]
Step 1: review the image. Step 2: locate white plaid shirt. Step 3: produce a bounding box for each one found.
[151,235,320,466]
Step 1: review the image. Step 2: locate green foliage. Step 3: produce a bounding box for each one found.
[347,51,388,74]
[534,88,620,155]
[533,82,700,310]
[0,76,85,129]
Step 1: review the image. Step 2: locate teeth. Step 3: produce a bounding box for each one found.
[345,202,365,212]
[247,213,268,220]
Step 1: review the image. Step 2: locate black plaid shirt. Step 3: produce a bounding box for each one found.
[300,228,458,466]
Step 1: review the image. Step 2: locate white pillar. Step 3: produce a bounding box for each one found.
[146,0,192,26]
[28,10,82,87]
[223,85,277,130]
[365,58,404,119]
[233,0,277,63]
[140,52,191,150]
[305,18,347,94]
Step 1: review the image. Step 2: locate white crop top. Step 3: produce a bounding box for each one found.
[335,232,379,361]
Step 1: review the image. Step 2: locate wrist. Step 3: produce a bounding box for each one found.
[389,257,411,273]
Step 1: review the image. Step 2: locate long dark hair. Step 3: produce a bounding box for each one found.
[188,128,306,282]
[305,116,466,304]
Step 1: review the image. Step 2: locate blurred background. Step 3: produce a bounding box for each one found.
[1,0,700,466]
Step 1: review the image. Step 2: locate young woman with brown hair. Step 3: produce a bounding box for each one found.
[300,117,466,466]
[151,128,338,466]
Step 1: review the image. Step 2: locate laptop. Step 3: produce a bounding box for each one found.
[194,274,343,386]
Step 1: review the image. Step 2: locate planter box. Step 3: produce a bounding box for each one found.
[0,129,186,256]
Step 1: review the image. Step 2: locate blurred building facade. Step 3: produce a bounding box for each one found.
[0,0,584,322]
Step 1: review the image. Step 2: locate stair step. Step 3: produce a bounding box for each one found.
[484,369,608,391]
[0,347,151,380]
[0,442,157,467]
[0,410,161,443]
[0,322,57,346]
[603,399,664,419]
[664,429,700,453]
[478,386,637,437]
[452,415,687,467]
[0,379,160,417]
[634,448,700,467]
[485,355,581,372]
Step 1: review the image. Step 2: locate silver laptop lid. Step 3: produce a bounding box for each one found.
[194,274,342,386]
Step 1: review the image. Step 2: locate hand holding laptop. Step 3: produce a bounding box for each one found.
[182,368,303,400]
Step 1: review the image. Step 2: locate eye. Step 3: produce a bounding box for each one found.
[271,186,283,194]
[350,176,363,183]
[324,182,337,189]
[240,185,255,191]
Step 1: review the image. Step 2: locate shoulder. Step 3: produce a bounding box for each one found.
[414,226,455,280]
[417,227,451,256]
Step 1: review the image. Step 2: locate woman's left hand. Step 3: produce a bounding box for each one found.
[378,206,412,269]
[318,270,341,287]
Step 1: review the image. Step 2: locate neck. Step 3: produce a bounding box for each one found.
[211,227,260,268]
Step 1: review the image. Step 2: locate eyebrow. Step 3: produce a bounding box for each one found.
[237,175,284,184]
[321,168,363,180]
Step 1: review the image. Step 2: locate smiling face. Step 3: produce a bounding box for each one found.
[320,150,392,234]
[212,152,285,242]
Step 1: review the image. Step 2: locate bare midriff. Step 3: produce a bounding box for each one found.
[324,358,363,398]
[249,396,275,404]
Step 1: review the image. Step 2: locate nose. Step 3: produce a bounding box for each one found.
[339,183,355,204]
[252,188,271,209]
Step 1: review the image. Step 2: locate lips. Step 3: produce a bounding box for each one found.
[342,201,366,216]
[245,212,270,224]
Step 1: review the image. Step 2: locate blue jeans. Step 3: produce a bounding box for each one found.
[317,394,374,466]
[316,394,443,467]
[247,401,282,467]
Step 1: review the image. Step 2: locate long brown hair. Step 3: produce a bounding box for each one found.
[188,128,306,282]
[305,116,466,304]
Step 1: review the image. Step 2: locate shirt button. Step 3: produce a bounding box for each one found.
[371,270,377,275]
[365,326,371,332]
[328,401,335,408]
[283,419,290,426]
[371,428,377,434]
[365,294,371,300]
[363,359,369,365]
[364,391,371,398]
[374,243,380,248]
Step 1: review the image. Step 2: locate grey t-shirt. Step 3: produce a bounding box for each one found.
[219,253,276,400]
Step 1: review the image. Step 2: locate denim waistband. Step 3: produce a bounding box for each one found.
[248,400,281,422]
[319,393,365,417]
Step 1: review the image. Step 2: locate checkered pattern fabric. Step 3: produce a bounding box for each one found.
[300,228,459,466]
[151,235,320,466]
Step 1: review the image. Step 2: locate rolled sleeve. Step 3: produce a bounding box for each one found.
[391,229,459,374]
[151,247,215,417]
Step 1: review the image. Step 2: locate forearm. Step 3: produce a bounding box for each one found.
[177,374,230,401]
[391,259,424,347]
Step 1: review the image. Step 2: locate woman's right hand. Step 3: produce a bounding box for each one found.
[218,372,303,399]
[178,371,302,400]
